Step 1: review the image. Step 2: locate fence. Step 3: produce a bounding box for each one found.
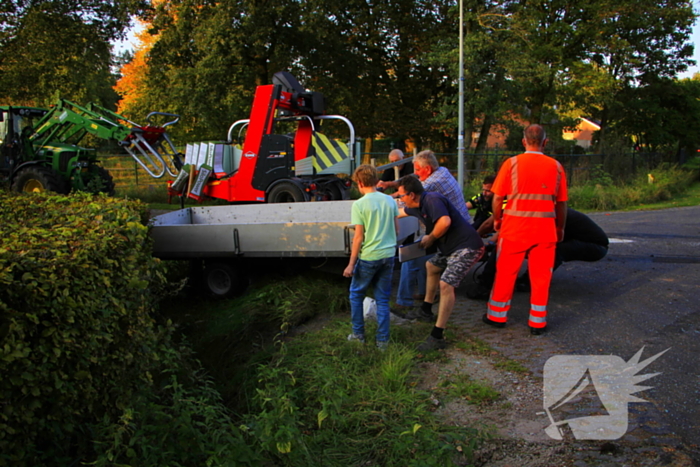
[99,150,668,194]
[362,150,668,186]
[99,154,174,193]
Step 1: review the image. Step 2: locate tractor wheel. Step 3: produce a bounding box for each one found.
[11,166,68,194]
[82,165,116,195]
[267,181,306,203]
[202,261,247,299]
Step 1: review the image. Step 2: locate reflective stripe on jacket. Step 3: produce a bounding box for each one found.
[502,154,564,219]
[492,151,567,244]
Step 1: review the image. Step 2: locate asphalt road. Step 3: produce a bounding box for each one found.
[461,206,700,459]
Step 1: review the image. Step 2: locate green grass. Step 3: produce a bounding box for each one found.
[247,318,483,466]
[464,164,700,214]
[617,179,700,211]
[493,359,530,374]
[567,165,698,212]
[158,271,485,466]
[453,336,493,355]
[437,374,501,405]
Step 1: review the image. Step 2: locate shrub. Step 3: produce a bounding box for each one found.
[0,192,166,465]
[90,362,260,467]
[568,164,698,211]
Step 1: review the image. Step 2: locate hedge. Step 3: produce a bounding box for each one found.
[0,192,167,465]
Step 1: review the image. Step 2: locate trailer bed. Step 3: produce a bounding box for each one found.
[150,201,419,259]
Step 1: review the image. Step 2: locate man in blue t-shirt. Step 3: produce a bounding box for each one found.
[396,175,484,351]
[382,150,472,312]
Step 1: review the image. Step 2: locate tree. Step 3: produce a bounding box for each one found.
[0,0,147,106]
[116,0,459,146]
[460,0,695,153]
[114,0,695,155]
[609,77,700,158]
[579,0,695,151]
[114,0,304,141]
[295,0,456,146]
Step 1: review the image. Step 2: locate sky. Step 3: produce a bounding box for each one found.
[681,1,700,79]
[678,20,700,79]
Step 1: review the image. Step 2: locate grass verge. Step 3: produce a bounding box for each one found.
[567,165,698,211]
[159,270,486,466]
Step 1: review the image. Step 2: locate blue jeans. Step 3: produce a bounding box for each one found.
[349,257,394,343]
[396,255,431,306]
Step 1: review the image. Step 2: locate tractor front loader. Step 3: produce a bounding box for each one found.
[0,99,182,195]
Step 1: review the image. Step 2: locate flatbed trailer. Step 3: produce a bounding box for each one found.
[150,201,420,297]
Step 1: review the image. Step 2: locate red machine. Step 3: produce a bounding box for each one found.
[172,72,355,203]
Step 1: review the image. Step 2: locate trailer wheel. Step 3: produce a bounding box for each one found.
[267,182,305,203]
[202,262,247,298]
[12,166,68,194]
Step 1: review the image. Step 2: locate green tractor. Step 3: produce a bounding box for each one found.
[0,99,182,195]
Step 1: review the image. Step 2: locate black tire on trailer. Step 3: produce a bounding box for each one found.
[328,182,343,200]
[83,165,116,195]
[11,166,68,194]
[267,181,306,203]
[202,261,247,298]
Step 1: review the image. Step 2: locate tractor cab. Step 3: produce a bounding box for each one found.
[0,106,49,175]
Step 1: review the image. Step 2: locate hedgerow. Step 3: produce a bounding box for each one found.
[0,192,166,464]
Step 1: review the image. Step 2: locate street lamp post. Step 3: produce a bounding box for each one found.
[458,0,465,189]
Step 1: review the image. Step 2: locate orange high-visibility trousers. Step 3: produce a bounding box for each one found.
[487,237,556,328]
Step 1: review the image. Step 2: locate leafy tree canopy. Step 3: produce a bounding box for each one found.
[0,0,148,106]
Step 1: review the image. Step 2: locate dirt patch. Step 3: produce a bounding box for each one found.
[412,336,697,467]
[423,349,546,441]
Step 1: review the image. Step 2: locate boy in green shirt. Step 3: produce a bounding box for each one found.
[343,165,399,350]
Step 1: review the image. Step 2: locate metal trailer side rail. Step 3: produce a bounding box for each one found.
[150,200,420,260]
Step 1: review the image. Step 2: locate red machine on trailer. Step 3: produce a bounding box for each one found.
[172,72,356,204]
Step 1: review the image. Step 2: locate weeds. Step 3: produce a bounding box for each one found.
[494,359,530,374]
[568,164,698,211]
[91,369,260,467]
[437,374,501,405]
[454,336,493,355]
[154,269,485,466]
[249,319,483,466]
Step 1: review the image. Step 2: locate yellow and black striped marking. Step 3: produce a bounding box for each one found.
[312,133,348,172]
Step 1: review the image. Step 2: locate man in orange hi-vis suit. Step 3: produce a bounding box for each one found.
[483,124,568,335]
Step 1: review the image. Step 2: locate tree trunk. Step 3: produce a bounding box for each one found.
[475,114,492,154]
[363,138,373,165]
[595,105,608,154]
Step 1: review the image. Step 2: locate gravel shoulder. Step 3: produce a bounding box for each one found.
[411,290,699,467]
[413,334,696,466]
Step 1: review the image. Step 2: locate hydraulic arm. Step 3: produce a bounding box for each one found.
[31,99,183,179]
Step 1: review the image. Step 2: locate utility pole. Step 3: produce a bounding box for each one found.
[458,0,465,189]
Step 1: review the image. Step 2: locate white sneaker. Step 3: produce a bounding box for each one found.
[347,333,366,343]
[376,341,389,351]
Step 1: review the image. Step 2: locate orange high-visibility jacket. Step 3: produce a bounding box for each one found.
[492,151,568,242]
